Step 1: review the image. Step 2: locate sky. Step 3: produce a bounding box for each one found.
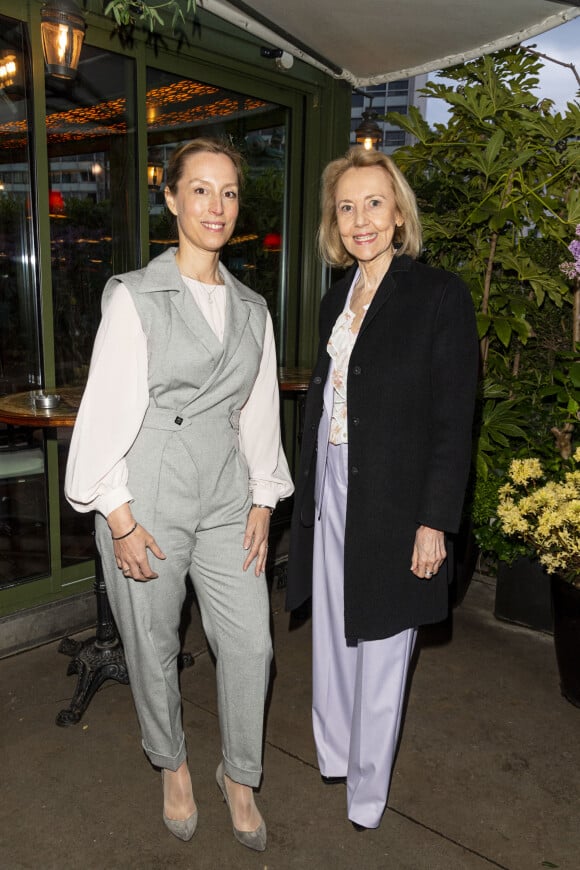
[425,14,580,125]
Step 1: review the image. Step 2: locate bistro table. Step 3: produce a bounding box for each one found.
[278,366,312,444]
[0,386,83,429]
[272,368,312,590]
[0,388,130,726]
[0,374,312,721]
[277,366,312,393]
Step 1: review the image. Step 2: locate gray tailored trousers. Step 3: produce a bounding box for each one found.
[96,408,272,787]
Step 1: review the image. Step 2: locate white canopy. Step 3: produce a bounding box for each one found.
[202,0,580,86]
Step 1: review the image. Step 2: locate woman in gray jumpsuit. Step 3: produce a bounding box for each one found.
[65,138,293,852]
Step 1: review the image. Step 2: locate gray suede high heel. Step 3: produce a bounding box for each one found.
[161,770,198,842]
[216,761,267,852]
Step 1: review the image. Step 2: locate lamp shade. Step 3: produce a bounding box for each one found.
[0,55,17,88]
[147,162,164,189]
[41,0,86,80]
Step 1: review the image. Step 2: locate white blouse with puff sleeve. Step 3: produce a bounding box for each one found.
[65,277,294,519]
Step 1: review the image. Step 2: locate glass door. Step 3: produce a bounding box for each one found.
[0,15,41,394]
[146,66,289,343]
[42,44,138,568]
[0,15,49,588]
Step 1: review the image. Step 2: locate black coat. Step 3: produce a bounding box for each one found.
[286,254,479,640]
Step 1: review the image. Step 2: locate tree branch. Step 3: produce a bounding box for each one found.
[522,45,580,90]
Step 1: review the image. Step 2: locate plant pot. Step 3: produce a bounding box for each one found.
[494,557,553,632]
[551,574,580,708]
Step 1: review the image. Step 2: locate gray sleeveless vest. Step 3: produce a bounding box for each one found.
[101,247,268,520]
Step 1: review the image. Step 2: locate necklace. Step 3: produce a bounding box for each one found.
[194,279,221,304]
[182,273,224,304]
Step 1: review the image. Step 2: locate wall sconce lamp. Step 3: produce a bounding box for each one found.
[147,161,164,190]
[41,0,86,80]
[0,55,17,89]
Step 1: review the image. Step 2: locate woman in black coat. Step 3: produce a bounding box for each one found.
[286,146,478,830]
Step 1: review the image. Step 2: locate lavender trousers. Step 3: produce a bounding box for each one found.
[312,440,417,828]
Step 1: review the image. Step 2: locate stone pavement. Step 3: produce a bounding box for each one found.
[1,575,578,870]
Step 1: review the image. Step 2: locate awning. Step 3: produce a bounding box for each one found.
[201,0,580,86]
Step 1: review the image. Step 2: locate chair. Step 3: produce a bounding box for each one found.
[0,447,47,585]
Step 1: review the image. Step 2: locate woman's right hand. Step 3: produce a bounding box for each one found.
[108,504,166,581]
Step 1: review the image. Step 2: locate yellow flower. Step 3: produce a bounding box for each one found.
[536,508,558,536]
[497,501,528,534]
[508,458,543,485]
[498,454,580,576]
[539,553,560,573]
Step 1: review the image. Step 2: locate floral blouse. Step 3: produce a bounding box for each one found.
[327,297,369,445]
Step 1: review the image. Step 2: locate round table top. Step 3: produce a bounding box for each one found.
[0,373,311,428]
[278,367,312,393]
[0,387,83,428]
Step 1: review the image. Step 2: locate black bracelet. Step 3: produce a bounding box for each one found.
[111,522,138,541]
[252,503,274,516]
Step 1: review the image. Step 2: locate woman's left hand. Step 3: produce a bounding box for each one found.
[243,506,272,576]
[411,525,446,579]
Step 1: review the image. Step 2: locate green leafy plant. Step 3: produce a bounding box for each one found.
[471,470,532,565]
[386,46,580,566]
[470,354,579,565]
[475,377,528,479]
[102,0,196,31]
[389,48,579,371]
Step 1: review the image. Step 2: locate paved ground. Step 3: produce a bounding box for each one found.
[1,574,579,870]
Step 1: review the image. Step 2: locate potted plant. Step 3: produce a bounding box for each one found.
[497,451,580,706]
[474,353,580,629]
[469,464,558,631]
[468,443,557,630]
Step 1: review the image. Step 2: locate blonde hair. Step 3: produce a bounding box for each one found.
[165,137,245,195]
[318,147,422,267]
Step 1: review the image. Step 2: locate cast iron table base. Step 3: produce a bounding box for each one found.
[56,557,193,727]
[56,562,128,727]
